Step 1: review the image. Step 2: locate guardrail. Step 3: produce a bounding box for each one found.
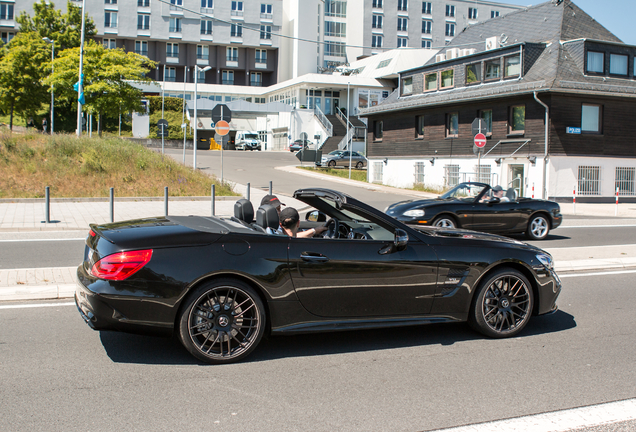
[313,105,333,137]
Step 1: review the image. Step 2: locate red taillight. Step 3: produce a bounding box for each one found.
[90,249,153,281]
[89,230,96,237]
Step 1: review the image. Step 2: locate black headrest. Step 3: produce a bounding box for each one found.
[256,204,280,230]
[506,188,516,200]
[234,199,254,224]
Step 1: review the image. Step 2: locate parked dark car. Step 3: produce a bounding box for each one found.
[386,182,562,240]
[289,139,311,152]
[76,188,561,364]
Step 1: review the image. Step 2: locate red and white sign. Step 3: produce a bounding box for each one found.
[474,133,487,148]
[215,120,230,136]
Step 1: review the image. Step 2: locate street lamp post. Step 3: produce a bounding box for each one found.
[193,65,212,170]
[76,0,86,137]
[347,81,352,179]
[43,37,55,134]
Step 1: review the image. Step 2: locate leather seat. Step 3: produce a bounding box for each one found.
[234,199,254,224]
[506,188,517,201]
[256,204,280,232]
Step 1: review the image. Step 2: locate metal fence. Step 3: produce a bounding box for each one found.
[578,166,601,195]
[372,162,383,183]
[615,167,635,195]
[414,162,425,184]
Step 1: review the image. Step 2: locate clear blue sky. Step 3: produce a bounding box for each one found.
[501,0,636,45]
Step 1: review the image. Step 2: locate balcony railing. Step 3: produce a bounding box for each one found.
[197,54,209,60]
[250,81,262,87]
[135,50,148,56]
[222,80,234,85]
[226,55,238,62]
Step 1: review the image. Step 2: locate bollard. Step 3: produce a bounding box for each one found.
[109,187,114,223]
[164,186,169,217]
[532,183,535,199]
[247,182,250,201]
[573,185,576,215]
[211,184,216,216]
[615,186,619,216]
[269,181,273,196]
[45,186,51,223]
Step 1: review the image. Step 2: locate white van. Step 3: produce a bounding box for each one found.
[234,131,261,151]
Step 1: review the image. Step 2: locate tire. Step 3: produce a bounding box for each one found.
[328,160,336,167]
[178,278,266,364]
[468,268,534,338]
[355,161,363,169]
[526,214,550,240]
[433,216,456,229]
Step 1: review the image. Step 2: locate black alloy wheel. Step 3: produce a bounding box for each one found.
[179,279,266,364]
[527,214,550,240]
[432,216,456,229]
[355,161,363,169]
[469,268,534,338]
[328,160,336,167]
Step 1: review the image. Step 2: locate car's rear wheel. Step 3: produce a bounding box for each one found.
[328,160,336,167]
[469,268,534,338]
[527,214,549,240]
[433,216,456,229]
[355,161,363,169]
[178,278,266,364]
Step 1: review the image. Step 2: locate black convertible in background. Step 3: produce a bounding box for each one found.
[386,182,563,240]
[76,188,561,364]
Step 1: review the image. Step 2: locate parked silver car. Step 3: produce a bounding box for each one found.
[324,151,367,169]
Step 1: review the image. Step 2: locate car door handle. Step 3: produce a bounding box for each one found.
[300,252,329,262]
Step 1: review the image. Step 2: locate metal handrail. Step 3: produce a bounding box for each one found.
[314,105,333,137]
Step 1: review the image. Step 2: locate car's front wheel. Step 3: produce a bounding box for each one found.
[328,160,336,167]
[355,161,363,169]
[433,216,456,229]
[469,268,534,338]
[178,279,266,364]
[527,214,550,240]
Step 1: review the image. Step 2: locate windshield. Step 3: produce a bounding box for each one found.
[440,183,488,201]
[328,151,342,156]
[245,133,259,140]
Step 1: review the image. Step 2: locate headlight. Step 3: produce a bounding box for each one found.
[536,253,554,270]
[403,209,425,217]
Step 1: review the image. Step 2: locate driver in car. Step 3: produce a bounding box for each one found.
[492,185,509,202]
[279,207,328,238]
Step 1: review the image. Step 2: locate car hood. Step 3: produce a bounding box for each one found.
[414,224,544,249]
[385,198,450,215]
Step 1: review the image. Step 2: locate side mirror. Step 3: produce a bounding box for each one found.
[394,229,408,251]
[306,210,327,222]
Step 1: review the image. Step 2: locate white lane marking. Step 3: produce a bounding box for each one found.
[429,398,636,432]
[0,238,85,242]
[0,302,75,310]
[559,269,636,278]
[560,224,636,229]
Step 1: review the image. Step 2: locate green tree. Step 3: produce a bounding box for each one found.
[46,41,157,135]
[0,32,50,130]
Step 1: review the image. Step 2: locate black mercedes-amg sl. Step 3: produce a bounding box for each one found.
[75,188,561,364]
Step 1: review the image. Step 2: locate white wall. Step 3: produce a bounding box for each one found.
[549,156,636,198]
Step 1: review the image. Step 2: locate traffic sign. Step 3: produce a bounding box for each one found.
[215,120,230,136]
[471,118,487,137]
[157,119,169,137]
[211,104,232,123]
[474,133,487,148]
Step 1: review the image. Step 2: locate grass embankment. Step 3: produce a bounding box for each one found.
[0,132,236,198]
[298,166,369,182]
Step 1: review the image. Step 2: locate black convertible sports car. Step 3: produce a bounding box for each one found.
[76,188,561,364]
[386,182,563,240]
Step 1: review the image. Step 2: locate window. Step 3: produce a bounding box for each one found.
[414,162,425,184]
[445,164,460,188]
[446,112,458,137]
[446,5,455,17]
[222,70,234,85]
[201,20,213,35]
[134,40,148,56]
[165,67,176,82]
[504,55,521,77]
[398,17,408,31]
[197,45,209,60]
[578,166,600,195]
[398,37,408,48]
[615,167,635,196]
[197,68,206,82]
[373,0,382,8]
[373,120,383,140]
[445,23,455,37]
[586,51,604,73]
[372,15,382,29]
[466,63,481,84]
[609,54,628,75]
[403,77,413,94]
[261,3,273,17]
[372,35,382,48]
[581,104,601,133]
[166,43,179,58]
[421,39,431,49]
[1,31,14,44]
[256,49,267,63]
[325,42,346,57]
[170,0,183,5]
[491,10,499,18]
[422,2,431,14]
[260,25,272,39]
[104,12,118,28]
[231,1,243,15]
[468,7,477,19]
[169,17,181,32]
[103,39,116,49]
[415,115,424,138]
[226,47,238,61]
[137,14,150,30]
[509,105,525,134]
[485,59,501,80]
[105,0,117,4]
[325,1,347,17]
[398,0,408,12]
[479,109,493,135]
[475,165,491,184]
[422,20,431,34]
[372,161,384,183]
[251,72,262,86]
[325,21,346,37]
[440,69,454,88]
[231,24,242,37]
[424,72,437,91]
[201,0,213,7]
[138,0,150,6]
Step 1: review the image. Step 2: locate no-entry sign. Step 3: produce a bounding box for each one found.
[215,120,230,136]
[474,133,487,148]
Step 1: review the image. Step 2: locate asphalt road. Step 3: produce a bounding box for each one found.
[1,271,634,432]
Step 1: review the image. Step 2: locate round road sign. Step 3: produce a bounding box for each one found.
[474,133,487,148]
[215,120,230,136]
